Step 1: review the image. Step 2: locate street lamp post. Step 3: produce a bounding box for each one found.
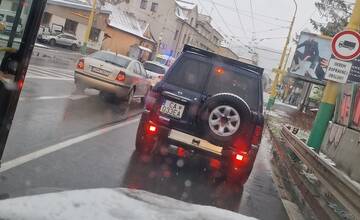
[81,0,97,55]
[266,0,297,110]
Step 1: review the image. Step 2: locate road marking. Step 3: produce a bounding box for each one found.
[0,117,140,173]
[25,75,73,81]
[19,95,89,101]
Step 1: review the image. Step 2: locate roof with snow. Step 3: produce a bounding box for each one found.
[175,0,196,10]
[47,0,111,13]
[103,3,154,42]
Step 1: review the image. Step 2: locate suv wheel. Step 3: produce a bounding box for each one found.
[199,93,251,145]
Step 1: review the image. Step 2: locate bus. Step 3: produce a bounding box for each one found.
[0,0,47,163]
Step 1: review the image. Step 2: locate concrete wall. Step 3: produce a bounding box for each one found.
[321,122,360,182]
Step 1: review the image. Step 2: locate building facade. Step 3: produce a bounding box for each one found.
[116,0,225,58]
[40,0,110,51]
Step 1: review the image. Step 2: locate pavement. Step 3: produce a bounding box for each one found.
[0,47,288,220]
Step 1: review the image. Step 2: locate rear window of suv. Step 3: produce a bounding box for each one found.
[165,57,212,92]
[206,65,260,110]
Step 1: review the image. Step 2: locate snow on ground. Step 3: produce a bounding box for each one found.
[0,188,257,220]
[319,152,336,167]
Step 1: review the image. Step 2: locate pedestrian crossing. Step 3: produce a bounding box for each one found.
[26,65,74,81]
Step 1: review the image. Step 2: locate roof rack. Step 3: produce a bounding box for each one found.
[182,44,264,75]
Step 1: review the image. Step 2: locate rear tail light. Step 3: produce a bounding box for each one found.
[116,71,126,81]
[177,147,185,157]
[145,90,160,110]
[145,122,158,135]
[77,59,84,70]
[251,125,264,145]
[235,154,244,161]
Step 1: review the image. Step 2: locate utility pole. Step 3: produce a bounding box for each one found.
[307,0,360,151]
[81,0,97,55]
[266,0,297,110]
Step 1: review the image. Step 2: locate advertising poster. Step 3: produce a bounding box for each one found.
[335,84,356,127]
[289,32,332,84]
[350,84,360,131]
[308,84,324,102]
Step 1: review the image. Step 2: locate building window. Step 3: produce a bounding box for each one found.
[89,27,101,42]
[11,2,18,11]
[174,30,179,40]
[140,0,148,9]
[41,12,52,25]
[182,34,187,44]
[64,19,78,34]
[151,2,159,12]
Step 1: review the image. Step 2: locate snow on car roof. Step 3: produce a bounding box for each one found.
[0,188,258,220]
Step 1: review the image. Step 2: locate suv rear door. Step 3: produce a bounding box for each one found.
[155,53,212,133]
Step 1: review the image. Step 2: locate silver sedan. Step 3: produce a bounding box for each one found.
[74,51,152,104]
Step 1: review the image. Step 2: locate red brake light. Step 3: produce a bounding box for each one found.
[251,125,263,145]
[116,71,126,81]
[77,59,84,70]
[146,123,158,135]
[177,147,185,157]
[236,154,244,161]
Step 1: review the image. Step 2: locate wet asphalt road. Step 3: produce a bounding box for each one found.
[0,49,288,220]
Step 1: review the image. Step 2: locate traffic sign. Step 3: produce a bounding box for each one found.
[325,58,353,83]
[331,30,360,61]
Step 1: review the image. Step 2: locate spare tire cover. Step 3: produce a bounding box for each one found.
[199,93,252,146]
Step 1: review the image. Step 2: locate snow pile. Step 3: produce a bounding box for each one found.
[319,152,336,167]
[0,188,257,220]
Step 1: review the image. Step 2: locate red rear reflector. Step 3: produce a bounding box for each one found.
[209,159,221,169]
[177,147,185,157]
[116,71,126,81]
[77,59,84,70]
[236,154,244,161]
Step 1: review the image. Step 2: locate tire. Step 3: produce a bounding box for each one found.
[71,44,77,51]
[199,93,252,145]
[49,39,56,46]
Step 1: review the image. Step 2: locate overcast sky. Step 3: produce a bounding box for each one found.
[189,0,355,74]
[191,0,323,51]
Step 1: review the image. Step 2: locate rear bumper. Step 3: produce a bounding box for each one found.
[139,111,258,173]
[75,71,131,97]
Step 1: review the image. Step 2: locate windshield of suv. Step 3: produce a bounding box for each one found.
[206,66,260,111]
[90,51,131,68]
[143,62,167,74]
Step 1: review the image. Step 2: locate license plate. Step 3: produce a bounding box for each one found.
[160,100,185,119]
[92,66,109,76]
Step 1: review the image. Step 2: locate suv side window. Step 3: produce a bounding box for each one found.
[166,57,212,92]
[206,65,259,110]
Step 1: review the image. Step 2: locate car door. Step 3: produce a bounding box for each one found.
[131,62,146,96]
[139,63,151,93]
[56,34,67,45]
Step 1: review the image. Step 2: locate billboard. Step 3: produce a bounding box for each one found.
[289,32,332,84]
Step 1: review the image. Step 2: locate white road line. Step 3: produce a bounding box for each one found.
[25,75,73,81]
[29,65,74,74]
[28,69,73,79]
[19,95,88,101]
[28,67,73,78]
[0,117,140,173]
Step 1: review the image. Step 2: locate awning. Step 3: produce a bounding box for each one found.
[139,46,152,53]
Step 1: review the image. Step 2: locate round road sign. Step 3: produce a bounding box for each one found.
[331,30,360,61]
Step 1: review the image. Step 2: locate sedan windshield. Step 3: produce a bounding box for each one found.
[90,51,131,68]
